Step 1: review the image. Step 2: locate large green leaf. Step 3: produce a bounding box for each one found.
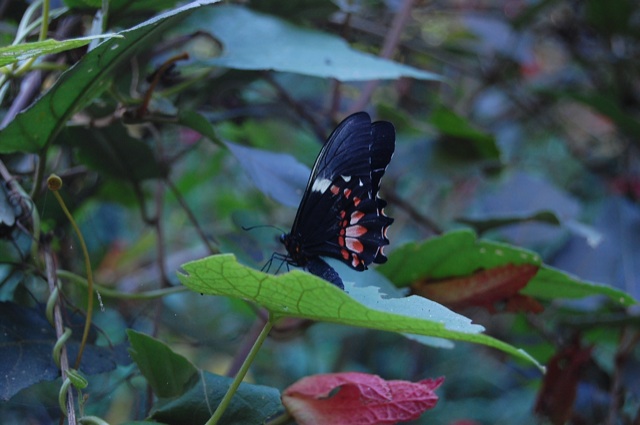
[0,0,220,154]
[0,302,123,401]
[128,329,198,398]
[177,254,542,368]
[523,266,637,305]
[379,230,541,285]
[187,4,442,82]
[378,230,637,307]
[151,373,283,425]
[60,125,164,182]
[127,330,282,424]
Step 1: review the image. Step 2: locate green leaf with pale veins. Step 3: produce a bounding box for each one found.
[177,254,543,369]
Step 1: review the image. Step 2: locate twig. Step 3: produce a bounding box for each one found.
[606,328,640,425]
[384,189,442,235]
[166,177,218,254]
[154,180,170,288]
[262,72,327,142]
[349,0,416,114]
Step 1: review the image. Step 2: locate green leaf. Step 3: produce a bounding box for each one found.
[188,4,442,82]
[0,0,221,154]
[127,329,198,398]
[60,125,164,182]
[456,210,561,234]
[65,0,180,12]
[151,371,282,425]
[177,254,542,368]
[127,329,282,424]
[378,230,636,307]
[524,266,637,306]
[177,109,224,148]
[0,302,121,401]
[0,35,122,67]
[225,140,310,207]
[120,422,168,425]
[585,0,634,35]
[379,230,541,286]
[430,107,500,160]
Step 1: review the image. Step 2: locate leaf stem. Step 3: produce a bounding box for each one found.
[39,0,50,42]
[205,315,275,425]
[56,269,187,299]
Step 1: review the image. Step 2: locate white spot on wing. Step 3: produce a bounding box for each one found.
[311,178,332,193]
[341,175,352,182]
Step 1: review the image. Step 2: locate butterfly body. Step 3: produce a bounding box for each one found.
[280,112,395,288]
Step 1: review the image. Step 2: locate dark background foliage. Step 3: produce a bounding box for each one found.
[0,0,639,424]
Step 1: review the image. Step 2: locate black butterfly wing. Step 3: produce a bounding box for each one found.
[283,112,395,272]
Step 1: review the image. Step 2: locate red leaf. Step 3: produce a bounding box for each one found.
[411,264,542,313]
[534,338,593,425]
[282,372,444,425]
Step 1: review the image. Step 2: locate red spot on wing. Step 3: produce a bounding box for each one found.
[346,225,367,237]
[353,197,361,207]
[330,185,340,195]
[350,211,365,224]
[346,238,364,253]
[343,188,352,198]
[351,254,362,268]
[341,249,350,260]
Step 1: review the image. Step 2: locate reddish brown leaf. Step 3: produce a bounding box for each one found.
[411,263,541,313]
[282,372,444,425]
[534,338,593,425]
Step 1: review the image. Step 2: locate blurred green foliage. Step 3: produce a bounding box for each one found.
[0,0,639,424]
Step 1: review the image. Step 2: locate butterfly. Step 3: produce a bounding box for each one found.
[279,112,395,289]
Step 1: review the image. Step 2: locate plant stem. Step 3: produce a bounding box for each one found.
[48,175,95,370]
[205,315,275,425]
[38,0,50,41]
[44,244,76,424]
[56,269,187,300]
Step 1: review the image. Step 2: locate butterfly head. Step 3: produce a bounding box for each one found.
[279,232,307,267]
